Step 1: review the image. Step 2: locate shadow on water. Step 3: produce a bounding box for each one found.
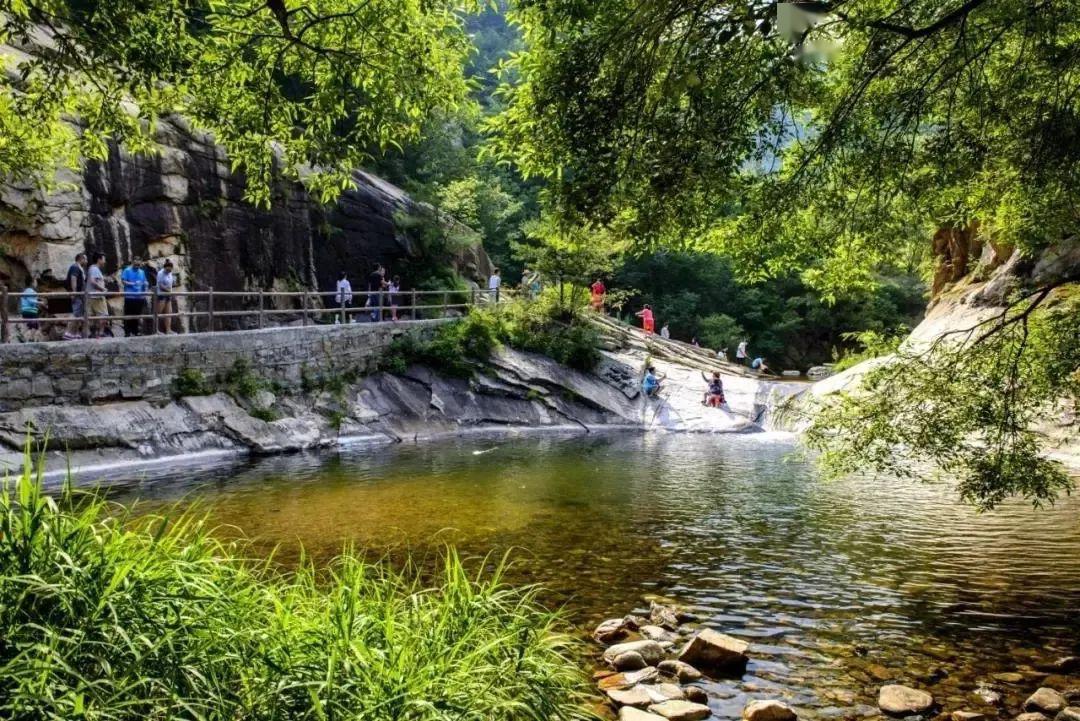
[104,433,1080,719]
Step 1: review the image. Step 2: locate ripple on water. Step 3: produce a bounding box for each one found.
[107,433,1080,719]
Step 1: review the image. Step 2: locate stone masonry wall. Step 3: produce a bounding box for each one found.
[0,320,446,411]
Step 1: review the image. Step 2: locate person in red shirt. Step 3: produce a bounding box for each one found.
[635,304,655,334]
[590,278,606,312]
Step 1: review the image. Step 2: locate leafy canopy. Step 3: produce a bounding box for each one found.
[0,0,477,205]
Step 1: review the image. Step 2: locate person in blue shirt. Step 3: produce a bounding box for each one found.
[120,257,149,337]
[18,278,45,342]
[751,357,773,375]
[642,365,664,398]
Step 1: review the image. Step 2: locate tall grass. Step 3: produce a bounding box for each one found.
[0,453,593,720]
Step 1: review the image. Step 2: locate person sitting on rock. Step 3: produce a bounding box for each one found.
[751,357,774,375]
[642,366,664,398]
[701,371,725,407]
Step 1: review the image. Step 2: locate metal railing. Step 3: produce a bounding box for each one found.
[0,284,510,343]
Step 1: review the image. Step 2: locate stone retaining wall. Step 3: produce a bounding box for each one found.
[0,320,447,411]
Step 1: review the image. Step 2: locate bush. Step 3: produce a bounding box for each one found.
[222,358,263,399]
[172,367,210,397]
[0,457,593,721]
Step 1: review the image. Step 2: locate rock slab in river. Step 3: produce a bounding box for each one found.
[1055,709,1080,721]
[606,640,666,667]
[614,651,650,671]
[743,700,797,721]
[620,709,667,721]
[878,685,935,716]
[659,659,703,682]
[595,617,632,645]
[951,711,986,721]
[1026,689,1067,715]
[648,699,712,720]
[1016,713,1050,721]
[607,685,655,709]
[678,629,749,673]
[600,667,661,691]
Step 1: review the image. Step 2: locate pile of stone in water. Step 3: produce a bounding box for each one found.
[593,603,1080,721]
[591,601,797,721]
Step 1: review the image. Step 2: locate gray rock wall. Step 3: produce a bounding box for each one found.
[0,320,445,411]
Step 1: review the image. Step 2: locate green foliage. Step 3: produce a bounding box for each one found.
[250,407,278,423]
[0,0,476,205]
[698,314,745,356]
[831,330,906,373]
[172,367,211,397]
[0,456,592,720]
[806,294,1080,510]
[222,358,263,400]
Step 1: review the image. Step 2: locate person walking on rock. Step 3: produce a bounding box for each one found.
[736,339,749,366]
[635,304,655,335]
[63,252,87,340]
[590,277,606,312]
[120,257,148,337]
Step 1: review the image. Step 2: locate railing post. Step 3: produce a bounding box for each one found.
[258,289,265,329]
[207,286,215,333]
[301,291,308,326]
[82,283,90,339]
[0,285,9,343]
[151,286,159,335]
[412,290,418,320]
[443,290,449,317]
[470,287,475,309]
[495,285,500,303]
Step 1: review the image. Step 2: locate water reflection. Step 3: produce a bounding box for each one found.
[108,433,1080,719]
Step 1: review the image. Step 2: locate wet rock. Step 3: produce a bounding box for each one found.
[607,685,655,708]
[742,699,798,721]
[685,687,709,704]
[595,618,632,645]
[659,659,703,683]
[678,629,749,674]
[994,673,1026,684]
[1025,689,1067,715]
[642,625,680,643]
[647,699,712,720]
[614,651,650,672]
[600,667,661,691]
[676,609,700,623]
[605,640,666,668]
[878,685,935,717]
[595,670,618,680]
[624,615,648,631]
[650,602,681,631]
[643,684,688,704]
[1052,658,1080,673]
[1065,691,1080,706]
[1016,713,1050,721]
[951,711,987,721]
[1055,709,1080,721]
[867,664,893,681]
[620,709,667,721]
[975,685,1004,706]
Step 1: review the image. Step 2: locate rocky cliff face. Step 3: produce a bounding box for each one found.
[0,116,491,308]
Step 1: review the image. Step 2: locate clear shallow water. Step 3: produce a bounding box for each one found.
[107,433,1080,719]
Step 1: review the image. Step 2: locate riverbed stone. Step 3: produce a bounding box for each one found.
[605,640,666,668]
[620,708,667,721]
[994,673,1026,684]
[685,687,709,704]
[952,711,987,721]
[1066,691,1080,705]
[1055,708,1080,721]
[1025,688,1067,715]
[678,629,749,673]
[1052,658,1080,673]
[975,685,1004,706]
[614,651,650,671]
[1016,713,1050,721]
[650,602,681,630]
[607,685,655,709]
[595,617,632,645]
[867,663,893,681]
[647,699,712,721]
[623,615,648,631]
[644,684,688,704]
[659,659,703,682]
[878,685,935,716]
[743,699,797,721]
[599,667,661,691]
[642,624,679,643]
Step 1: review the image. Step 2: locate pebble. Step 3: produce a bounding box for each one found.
[615,651,650,671]
[994,673,1026,684]
[951,712,986,721]
[605,640,666,668]
[1016,713,1050,721]
[620,709,667,721]
[685,687,709,704]
[1026,688,1067,715]
[742,699,798,721]
[878,685,935,717]
[648,699,712,721]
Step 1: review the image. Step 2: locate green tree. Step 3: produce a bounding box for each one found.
[698,314,745,356]
[0,0,477,205]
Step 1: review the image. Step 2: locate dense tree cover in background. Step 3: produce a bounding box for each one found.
[0,0,476,205]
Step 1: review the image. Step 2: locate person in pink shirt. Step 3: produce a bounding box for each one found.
[635,304,655,334]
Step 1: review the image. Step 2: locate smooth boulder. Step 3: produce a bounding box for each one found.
[659,659,704,682]
[1016,714,1050,721]
[648,699,712,721]
[614,651,650,671]
[878,685,935,716]
[1056,709,1080,721]
[595,617,632,644]
[608,686,655,709]
[951,712,987,721]
[650,602,681,631]
[685,687,709,704]
[743,700,797,721]
[678,629,749,673]
[620,709,667,721]
[1026,689,1067,715]
[606,640,666,667]
[600,667,661,691]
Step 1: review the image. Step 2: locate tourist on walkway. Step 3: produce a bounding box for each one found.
[660,323,670,339]
[87,252,109,338]
[701,371,725,407]
[590,278,605,312]
[488,267,501,301]
[736,339,748,365]
[156,260,178,333]
[522,267,541,299]
[18,278,46,342]
[63,252,87,340]
[388,275,401,321]
[120,257,148,337]
[635,304,655,334]
[367,263,386,321]
[335,271,353,322]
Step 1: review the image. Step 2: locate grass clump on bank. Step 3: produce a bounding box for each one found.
[0,458,593,721]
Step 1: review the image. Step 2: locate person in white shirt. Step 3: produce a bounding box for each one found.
[736,339,749,366]
[388,275,401,321]
[335,271,353,323]
[156,260,178,333]
[487,267,501,301]
[660,324,670,339]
